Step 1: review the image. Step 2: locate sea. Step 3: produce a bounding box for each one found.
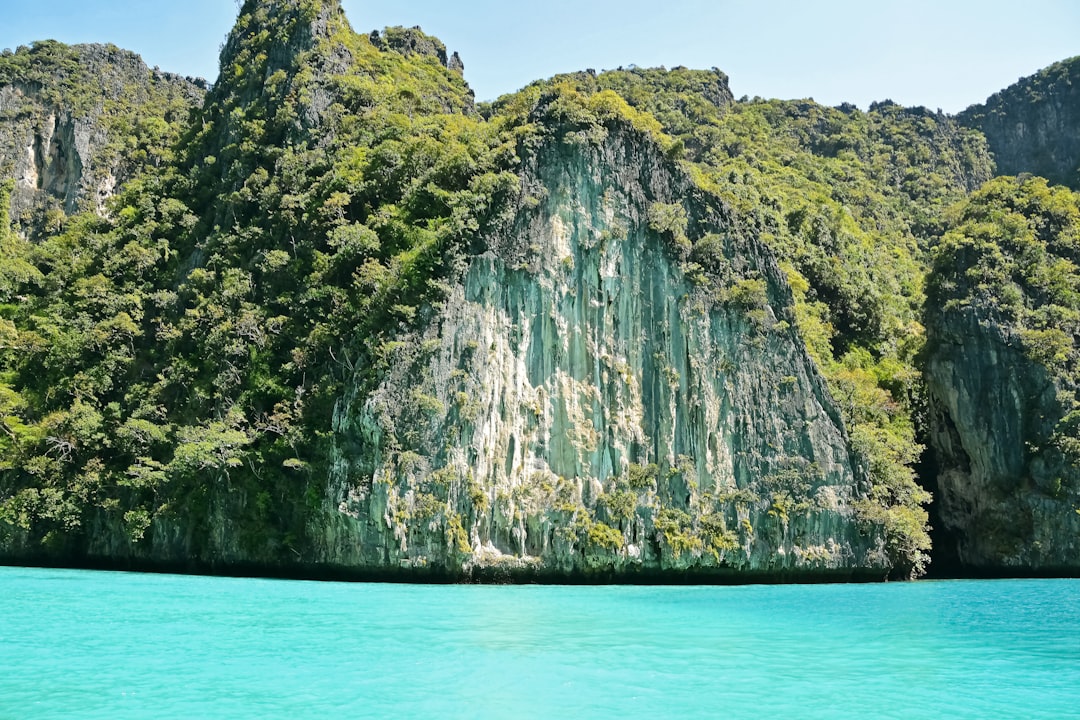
[1,567,1078,718]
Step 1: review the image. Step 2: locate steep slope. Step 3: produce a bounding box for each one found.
[959,57,1080,190]
[0,0,911,580]
[0,0,492,569]
[925,176,1080,571]
[323,107,889,580]
[504,73,1003,575]
[0,41,204,235]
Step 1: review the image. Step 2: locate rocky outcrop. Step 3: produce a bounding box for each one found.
[319,124,890,581]
[369,26,464,74]
[959,56,1080,189]
[924,177,1080,572]
[18,0,1080,583]
[927,310,1080,571]
[0,42,204,233]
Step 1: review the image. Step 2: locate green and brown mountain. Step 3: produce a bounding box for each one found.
[0,0,1076,581]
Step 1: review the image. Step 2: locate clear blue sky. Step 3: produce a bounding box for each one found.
[1,1,1077,112]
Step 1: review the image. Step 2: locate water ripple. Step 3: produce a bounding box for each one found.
[1,570,1078,718]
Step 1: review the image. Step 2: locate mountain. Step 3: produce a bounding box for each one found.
[959,56,1080,190]
[0,0,1076,581]
[926,176,1080,572]
[0,41,204,236]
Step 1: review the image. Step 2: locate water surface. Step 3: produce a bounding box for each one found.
[2,568,1078,718]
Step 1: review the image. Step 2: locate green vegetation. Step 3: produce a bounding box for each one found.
[655,508,702,558]
[0,40,201,235]
[929,176,1080,347]
[0,0,514,559]
[928,176,1080,489]
[2,0,1074,578]
[587,520,624,551]
[626,463,659,491]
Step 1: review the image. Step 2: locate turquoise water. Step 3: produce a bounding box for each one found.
[1,568,1078,719]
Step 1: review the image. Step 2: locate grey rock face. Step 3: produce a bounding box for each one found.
[319,127,889,580]
[927,308,1080,570]
[959,57,1080,189]
[0,93,96,215]
[448,51,465,75]
[370,25,463,74]
[0,43,204,232]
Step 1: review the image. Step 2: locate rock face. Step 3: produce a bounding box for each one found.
[0,85,92,215]
[925,177,1080,572]
[0,42,204,232]
[926,310,1080,569]
[321,126,889,580]
[959,56,1080,189]
[369,26,465,74]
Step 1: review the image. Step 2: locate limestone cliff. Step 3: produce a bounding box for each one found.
[321,122,890,580]
[0,0,911,582]
[926,310,1080,570]
[959,56,1080,190]
[0,41,204,234]
[20,0,1080,583]
[925,176,1080,572]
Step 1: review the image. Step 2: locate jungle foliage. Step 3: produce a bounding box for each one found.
[928,176,1080,481]
[0,0,1073,576]
[0,0,513,558]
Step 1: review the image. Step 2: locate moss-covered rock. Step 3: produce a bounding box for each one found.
[926,176,1080,570]
[959,56,1080,190]
[0,41,204,235]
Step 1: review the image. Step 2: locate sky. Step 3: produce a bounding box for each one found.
[1,1,1077,113]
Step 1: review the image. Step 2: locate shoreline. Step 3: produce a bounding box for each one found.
[3,555,1076,585]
